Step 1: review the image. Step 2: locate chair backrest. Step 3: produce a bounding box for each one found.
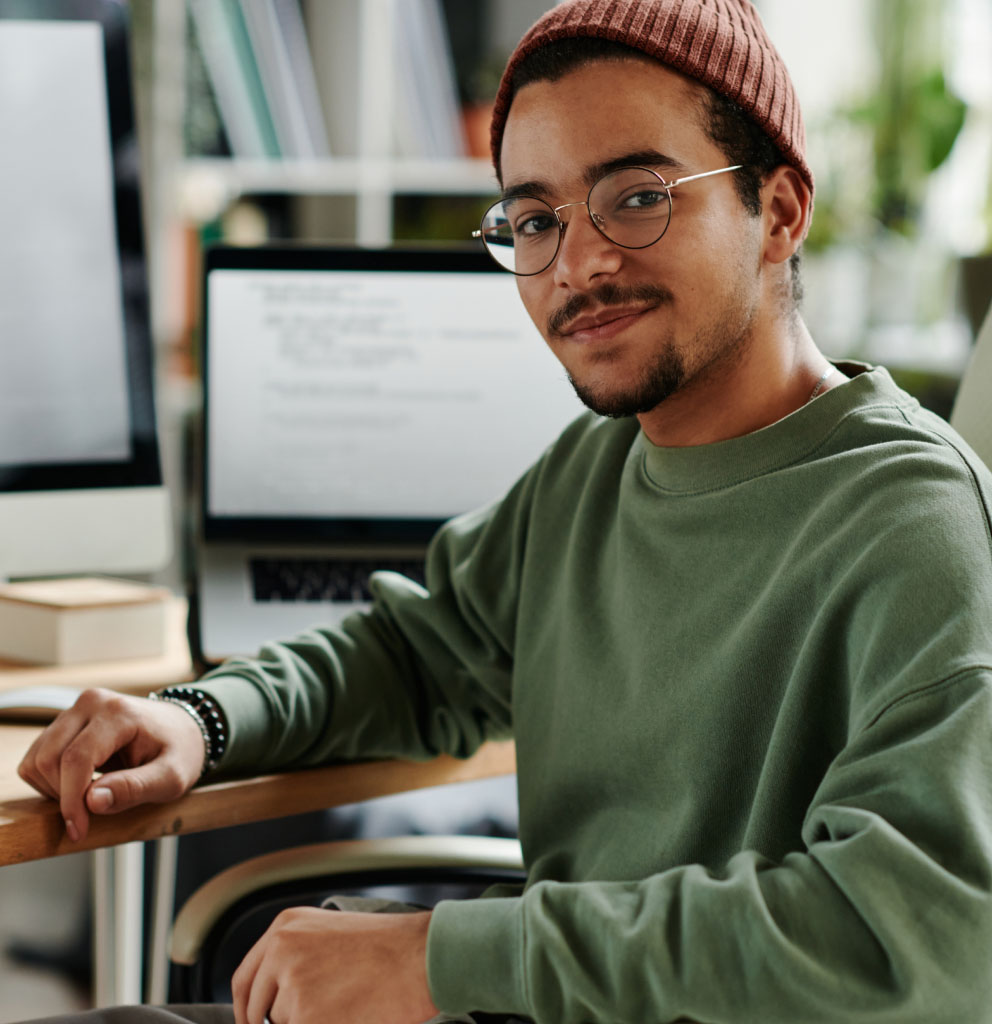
[951,299,992,467]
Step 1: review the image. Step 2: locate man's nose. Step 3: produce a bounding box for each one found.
[552,203,622,289]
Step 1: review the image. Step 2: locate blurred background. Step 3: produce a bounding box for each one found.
[762,0,992,408]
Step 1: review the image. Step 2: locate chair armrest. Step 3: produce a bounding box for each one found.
[170,834,524,966]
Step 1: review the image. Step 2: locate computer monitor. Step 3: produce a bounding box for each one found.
[0,0,171,578]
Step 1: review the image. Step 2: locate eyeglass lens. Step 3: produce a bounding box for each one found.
[479,167,673,275]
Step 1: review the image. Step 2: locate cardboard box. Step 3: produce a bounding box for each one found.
[0,577,171,665]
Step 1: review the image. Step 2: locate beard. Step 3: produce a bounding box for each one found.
[567,345,686,418]
[549,280,757,420]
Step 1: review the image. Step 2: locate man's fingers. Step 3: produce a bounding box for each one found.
[232,934,268,1024]
[18,705,94,831]
[16,739,58,799]
[18,705,89,799]
[245,965,279,1024]
[15,687,206,845]
[58,717,138,842]
[85,757,189,817]
[265,990,291,1024]
[16,763,57,801]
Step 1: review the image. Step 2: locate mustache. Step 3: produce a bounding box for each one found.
[548,283,673,337]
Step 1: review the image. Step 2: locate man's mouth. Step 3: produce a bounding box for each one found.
[557,304,656,341]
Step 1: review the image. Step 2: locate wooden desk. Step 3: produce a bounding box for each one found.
[0,728,516,866]
[0,591,517,1005]
[1,716,516,1006]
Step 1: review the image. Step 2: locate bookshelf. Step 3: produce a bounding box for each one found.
[141,0,547,354]
[177,156,500,214]
[133,0,546,592]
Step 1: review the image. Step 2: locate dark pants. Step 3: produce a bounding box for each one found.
[19,1009,530,1023]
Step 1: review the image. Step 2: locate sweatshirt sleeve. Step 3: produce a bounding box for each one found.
[194,460,542,775]
[427,667,992,1023]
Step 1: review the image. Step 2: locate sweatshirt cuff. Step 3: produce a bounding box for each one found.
[427,894,530,1017]
[193,673,274,775]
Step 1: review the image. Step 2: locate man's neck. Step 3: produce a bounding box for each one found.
[636,318,840,448]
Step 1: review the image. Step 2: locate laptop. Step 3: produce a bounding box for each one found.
[196,245,586,663]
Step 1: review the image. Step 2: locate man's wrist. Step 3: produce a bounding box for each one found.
[404,910,440,1022]
[149,686,228,777]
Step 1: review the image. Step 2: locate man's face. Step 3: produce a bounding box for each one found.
[499,58,767,420]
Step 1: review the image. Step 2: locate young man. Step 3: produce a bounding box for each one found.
[18,1,992,1022]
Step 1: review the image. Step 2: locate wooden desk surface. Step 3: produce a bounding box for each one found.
[0,722,516,867]
[0,595,516,867]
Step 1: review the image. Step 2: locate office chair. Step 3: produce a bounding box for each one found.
[168,833,525,1002]
[950,298,992,466]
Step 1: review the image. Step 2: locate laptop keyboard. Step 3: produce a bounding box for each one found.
[250,556,426,603]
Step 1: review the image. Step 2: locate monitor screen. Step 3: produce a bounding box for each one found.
[203,247,586,541]
[0,0,170,577]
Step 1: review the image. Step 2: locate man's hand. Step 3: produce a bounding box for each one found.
[232,907,439,1024]
[16,687,206,842]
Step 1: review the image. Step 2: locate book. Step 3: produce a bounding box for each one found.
[394,0,467,158]
[184,11,232,157]
[0,577,171,666]
[240,0,331,159]
[187,0,281,158]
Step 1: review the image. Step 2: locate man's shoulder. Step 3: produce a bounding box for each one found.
[829,364,992,500]
[779,367,992,603]
[816,374,992,601]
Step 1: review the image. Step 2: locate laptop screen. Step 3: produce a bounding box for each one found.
[203,246,586,543]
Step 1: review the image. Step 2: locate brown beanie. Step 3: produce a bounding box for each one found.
[490,0,813,197]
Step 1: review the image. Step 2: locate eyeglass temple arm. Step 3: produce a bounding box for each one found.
[471,164,744,239]
[666,164,743,189]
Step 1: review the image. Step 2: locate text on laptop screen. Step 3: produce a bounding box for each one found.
[207,268,585,521]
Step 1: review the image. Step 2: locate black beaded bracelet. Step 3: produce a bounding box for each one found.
[150,686,228,777]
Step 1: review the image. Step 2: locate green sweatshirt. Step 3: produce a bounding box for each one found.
[199,363,992,1023]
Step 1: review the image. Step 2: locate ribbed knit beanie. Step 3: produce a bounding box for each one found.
[490,0,813,198]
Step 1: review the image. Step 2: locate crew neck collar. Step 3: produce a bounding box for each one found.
[637,362,909,494]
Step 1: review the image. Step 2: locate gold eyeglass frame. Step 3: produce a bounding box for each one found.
[473,164,743,276]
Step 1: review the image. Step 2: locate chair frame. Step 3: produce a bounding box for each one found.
[169,834,526,1003]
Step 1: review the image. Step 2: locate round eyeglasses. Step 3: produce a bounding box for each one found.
[473,164,742,276]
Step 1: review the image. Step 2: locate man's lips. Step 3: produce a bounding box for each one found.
[557,304,656,341]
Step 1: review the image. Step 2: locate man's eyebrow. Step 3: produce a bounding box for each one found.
[500,150,688,202]
[501,179,554,202]
[587,150,687,183]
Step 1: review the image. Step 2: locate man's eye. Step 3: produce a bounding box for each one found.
[621,189,666,209]
[515,213,557,236]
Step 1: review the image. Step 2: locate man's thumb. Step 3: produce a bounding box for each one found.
[87,786,115,812]
[86,763,172,815]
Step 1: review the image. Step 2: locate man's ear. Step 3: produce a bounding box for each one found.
[761,165,812,266]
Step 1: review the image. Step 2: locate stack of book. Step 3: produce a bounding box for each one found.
[187,0,468,161]
[0,577,171,665]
